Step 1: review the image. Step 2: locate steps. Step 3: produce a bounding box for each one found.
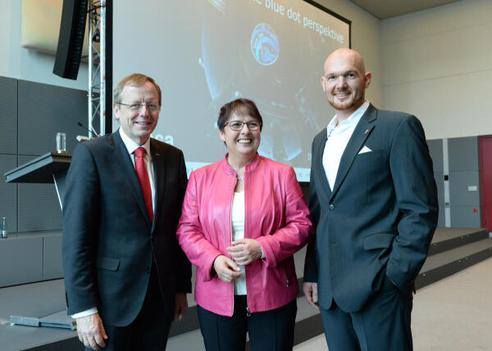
[416,228,492,289]
[167,228,492,350]
[1,228,491,350]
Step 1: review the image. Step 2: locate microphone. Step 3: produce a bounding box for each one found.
[76,122,99,142]
[77,121,99,137]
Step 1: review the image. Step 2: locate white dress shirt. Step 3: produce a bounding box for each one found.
[322,101,370,189]
[119,128,156,211]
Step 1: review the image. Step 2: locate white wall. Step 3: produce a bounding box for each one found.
[381,0,492,139]
[0,0,87,89]
[315,0,383,107]
[6,0,489,140]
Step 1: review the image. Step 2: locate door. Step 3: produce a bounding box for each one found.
[479,135,492,232]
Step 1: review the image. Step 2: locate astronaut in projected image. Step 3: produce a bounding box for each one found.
[199,0,326,168]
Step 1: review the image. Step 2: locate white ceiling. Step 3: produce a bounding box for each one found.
[348,0,460,19]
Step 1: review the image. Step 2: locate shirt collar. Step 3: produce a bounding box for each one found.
[326,101,370,135]
[119,128,151,157]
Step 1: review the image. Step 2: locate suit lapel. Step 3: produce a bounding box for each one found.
[150,139,167,225]
[314,132,333,201]
[330,105,377,201]
[113,132,151,226]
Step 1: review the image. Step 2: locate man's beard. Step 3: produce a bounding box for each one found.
[328,89,363,111]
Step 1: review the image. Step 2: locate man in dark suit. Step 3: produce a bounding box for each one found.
[63,73,191,350]
[303,48,438,350]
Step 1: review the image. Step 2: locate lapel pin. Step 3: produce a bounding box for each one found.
[364,129,369,134]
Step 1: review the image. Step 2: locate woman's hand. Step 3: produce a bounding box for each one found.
[213,255,241,283]
[227,239,262,266]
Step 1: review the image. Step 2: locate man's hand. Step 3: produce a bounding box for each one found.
[75,313,108,350]
[213,255,241,282]
[227,239,262,266]
[303,282,319,310]
[174,293,188,321]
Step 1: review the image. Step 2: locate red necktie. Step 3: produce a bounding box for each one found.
[134,147,153,222]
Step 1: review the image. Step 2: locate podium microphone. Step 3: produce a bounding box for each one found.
[76,122,99,142]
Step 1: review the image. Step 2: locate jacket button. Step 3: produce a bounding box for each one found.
[329,204,335,210]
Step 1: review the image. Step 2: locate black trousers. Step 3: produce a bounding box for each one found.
[87,266,172,351]
[197,296,297,351]
[320,276,413,351]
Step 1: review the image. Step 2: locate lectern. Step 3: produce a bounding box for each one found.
[2,152,75,331]
[4,152,71,209]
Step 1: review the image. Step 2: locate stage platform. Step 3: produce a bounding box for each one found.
[1,227,490,351]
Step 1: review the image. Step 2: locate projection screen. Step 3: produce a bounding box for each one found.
[113,0,351,181]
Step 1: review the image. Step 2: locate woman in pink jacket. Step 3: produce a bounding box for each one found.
[177,98,312,350]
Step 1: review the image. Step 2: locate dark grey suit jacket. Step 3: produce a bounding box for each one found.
[62,131,191,326]
[304,104,438,312]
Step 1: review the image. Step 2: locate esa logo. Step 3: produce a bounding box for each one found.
[250,23,279,66]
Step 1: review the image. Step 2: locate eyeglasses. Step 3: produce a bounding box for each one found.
[225,120,261,131]
[118,102,160,112]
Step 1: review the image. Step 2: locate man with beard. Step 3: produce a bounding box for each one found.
[303,48,438,350]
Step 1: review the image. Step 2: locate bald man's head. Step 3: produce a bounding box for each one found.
[321,48,371,120]
[324,48,366,75]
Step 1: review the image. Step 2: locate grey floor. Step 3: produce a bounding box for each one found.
[1,232,490,350]
[294,256,492,351]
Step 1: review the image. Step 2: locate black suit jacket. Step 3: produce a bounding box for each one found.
[304,104,438,312]
[62,131,191,326]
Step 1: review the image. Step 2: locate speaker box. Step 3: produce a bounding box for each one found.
[53,0,89,80]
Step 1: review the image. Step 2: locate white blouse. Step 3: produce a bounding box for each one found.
[231,191,247,295]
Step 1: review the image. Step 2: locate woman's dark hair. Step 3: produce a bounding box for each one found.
[217,98,263,132]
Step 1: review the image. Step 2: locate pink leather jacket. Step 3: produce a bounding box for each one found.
[177,155,312,316]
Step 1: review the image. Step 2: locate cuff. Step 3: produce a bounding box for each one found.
[71,307,98,319]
